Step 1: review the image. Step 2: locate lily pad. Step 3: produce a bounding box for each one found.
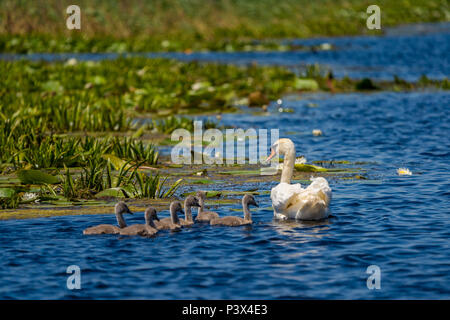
[0,187,16,198]
[17,170,60,185]
[218,170,261,175]
[189,179,217,185]
[294,78,319,91]
[294,164,328,172]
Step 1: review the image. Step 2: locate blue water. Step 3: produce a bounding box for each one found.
[1,90,448,299]
[0,24,449,299]
[1,23,449,81]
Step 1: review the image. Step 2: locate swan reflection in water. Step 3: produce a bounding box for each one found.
[269,216,335,245]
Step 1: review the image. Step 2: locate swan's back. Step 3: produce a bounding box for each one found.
[196,210,219,222]
[119,224,157,236]
[210,216,249,226]
[271,177,332,220]
[83,224,120,235]
[154,220,181,231]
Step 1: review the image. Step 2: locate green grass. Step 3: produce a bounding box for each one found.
[0,0,448,53]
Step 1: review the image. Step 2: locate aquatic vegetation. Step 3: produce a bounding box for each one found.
[108,137,159,166]
[0,191,20,209]
[60,161,182,200]
[132,172,183,199]
[294,164,329,173]
[17,169,60,185]
[0,55,446,210]
[355,78,379,90]
[294,79,319,91]
[1,0,448,53]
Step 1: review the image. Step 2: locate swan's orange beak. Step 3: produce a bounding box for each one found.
[266,148,276,162]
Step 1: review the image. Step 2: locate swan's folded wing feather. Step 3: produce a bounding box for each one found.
[293,177,332,220]
[270,182,303,214]
[271,177,333,220]
[307,177,332,205]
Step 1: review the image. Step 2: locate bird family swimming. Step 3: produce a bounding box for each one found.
[83,194,259,237]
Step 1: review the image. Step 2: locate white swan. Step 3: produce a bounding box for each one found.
[267,138,332,220]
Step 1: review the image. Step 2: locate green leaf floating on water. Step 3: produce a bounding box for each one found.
[17,169,60,185]
[189,179,217,185]
[218,170,261,175]
[294,164,328,172]
[294,78,319,91]
[0,187,16,198]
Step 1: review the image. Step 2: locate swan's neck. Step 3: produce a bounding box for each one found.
[280,146,295,184]
[145,213,155,228]
[242,200,252,221]
[146,217,156,228]
[198,198,205,214]
[171,210,180,225]
[184,204,193,222]
[116,212,127,228]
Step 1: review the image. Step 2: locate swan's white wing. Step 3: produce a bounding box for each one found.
[307,177,332,203]
[271,177,332,220]
[270,182,303,218]
[294,177,332,220]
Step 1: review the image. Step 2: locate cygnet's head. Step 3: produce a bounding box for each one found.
[195,191,206,206]
[115,201,133,215]
[144,207,159,222]
[242,194,258,208]
[185,195,200,208]
[196,190,206,200]
[170,201,184,215]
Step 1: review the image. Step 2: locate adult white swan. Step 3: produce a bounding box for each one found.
[266,138,332,220]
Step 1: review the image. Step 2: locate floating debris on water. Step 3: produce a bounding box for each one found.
[397,168,412,176]
[65,58,77,66]
[312,129,323,136]
[278,107,294,113]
